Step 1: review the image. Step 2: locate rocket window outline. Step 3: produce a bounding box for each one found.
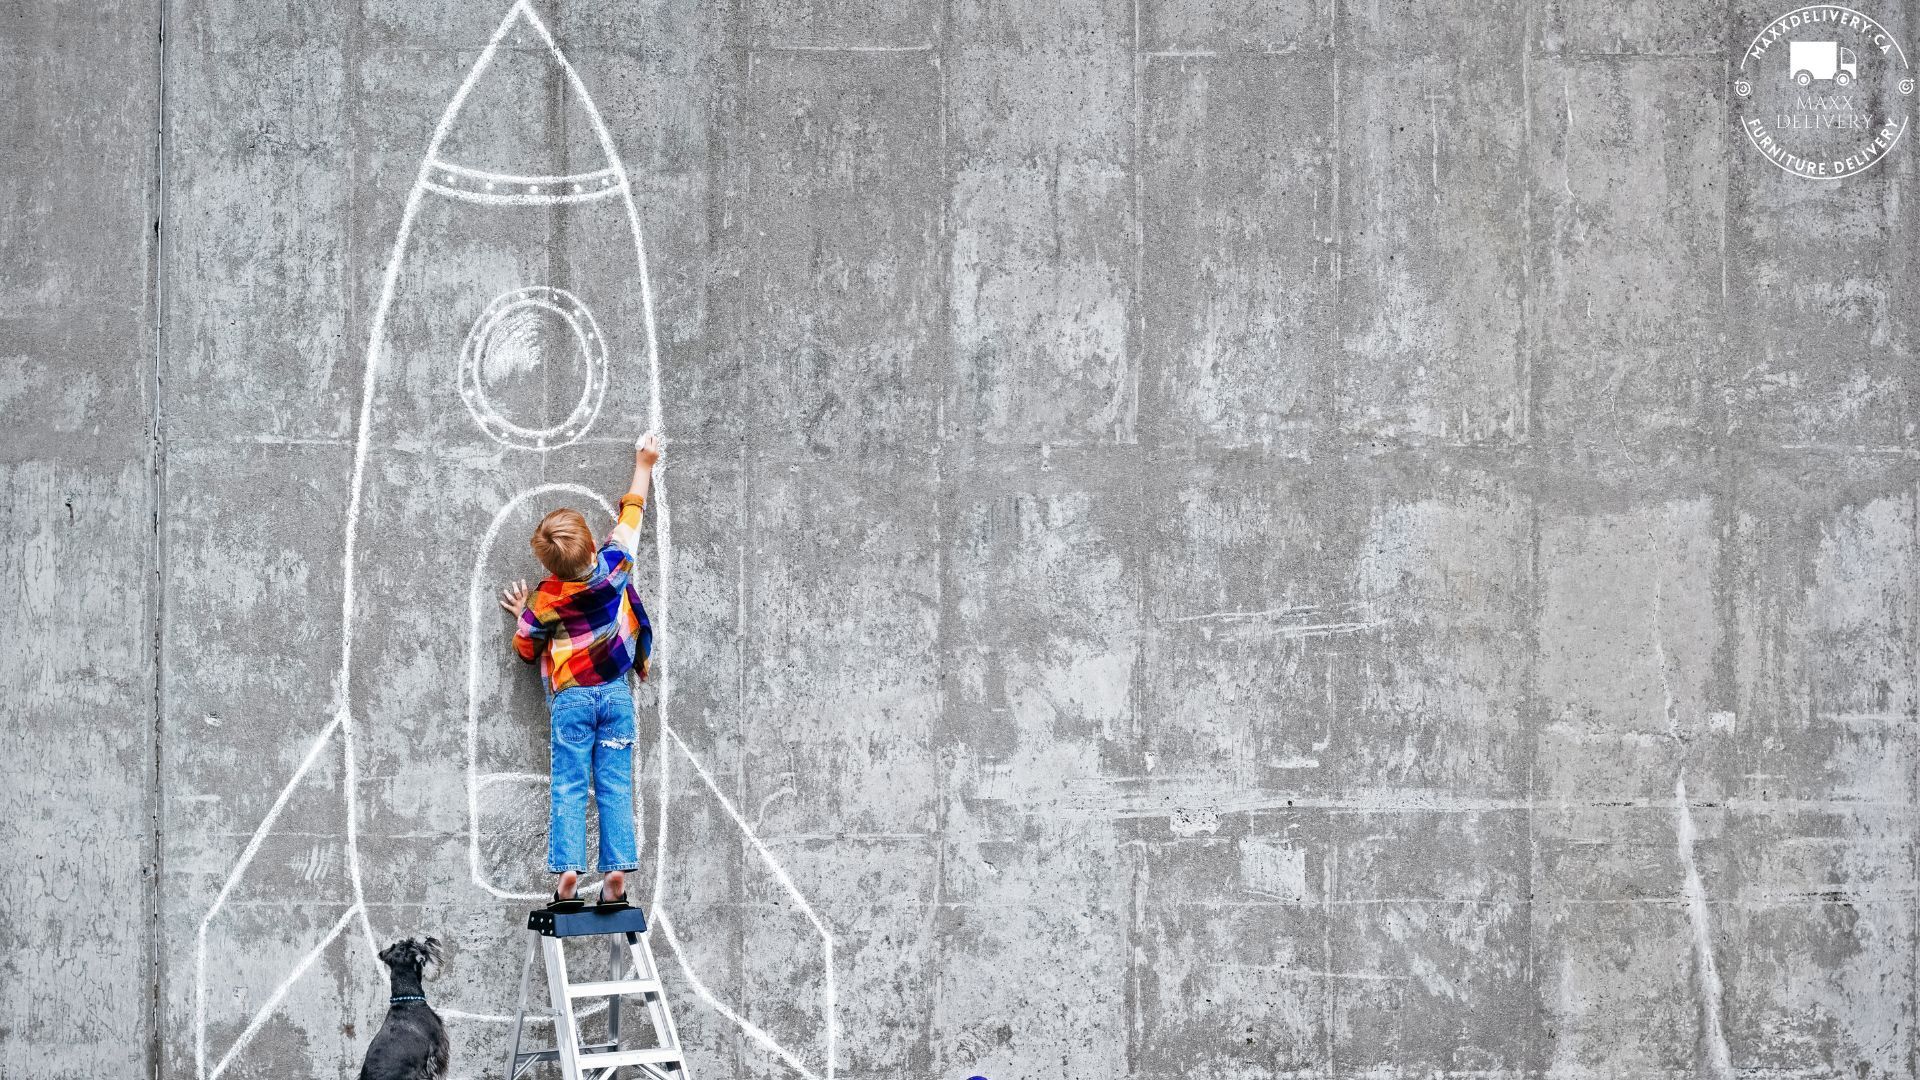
[458,285,609,451]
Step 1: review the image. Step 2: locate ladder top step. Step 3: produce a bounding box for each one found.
[576,1046,685,1068]
[527,904,650,937]
[565,977,662,999]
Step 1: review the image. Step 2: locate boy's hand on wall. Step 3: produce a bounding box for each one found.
[498,579,531,616]
[635,432,661,470]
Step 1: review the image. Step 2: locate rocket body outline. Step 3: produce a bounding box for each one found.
[192,4,834,1077]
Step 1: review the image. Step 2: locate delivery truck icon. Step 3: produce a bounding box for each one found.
[1789,40,1859,87]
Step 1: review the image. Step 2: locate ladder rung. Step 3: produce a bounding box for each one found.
[565,977,661,998]
[512,1042,618,1067]
[576,1046,684,1068]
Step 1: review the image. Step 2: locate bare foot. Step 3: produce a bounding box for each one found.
[556,869,580,900]
[603,870,625,902]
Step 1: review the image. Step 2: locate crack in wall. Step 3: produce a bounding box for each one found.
[1675,771,1735,1080]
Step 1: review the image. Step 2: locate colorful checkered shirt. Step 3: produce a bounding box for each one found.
[514,496,653,693]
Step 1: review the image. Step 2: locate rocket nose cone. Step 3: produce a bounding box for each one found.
[431,4,617,181]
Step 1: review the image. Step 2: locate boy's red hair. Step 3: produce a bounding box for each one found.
[532,509,595,581]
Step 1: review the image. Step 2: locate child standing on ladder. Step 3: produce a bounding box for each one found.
[498,432,662,913]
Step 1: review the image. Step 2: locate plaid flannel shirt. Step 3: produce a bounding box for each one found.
[514,494,653,693]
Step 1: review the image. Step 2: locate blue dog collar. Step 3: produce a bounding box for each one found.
[390,995,427,1004]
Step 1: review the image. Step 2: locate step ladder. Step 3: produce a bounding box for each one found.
[506,904,689,1080]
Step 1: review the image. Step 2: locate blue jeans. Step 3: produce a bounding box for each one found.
[547,680,638,874]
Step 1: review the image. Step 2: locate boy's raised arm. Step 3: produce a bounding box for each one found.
[610,432,661,553]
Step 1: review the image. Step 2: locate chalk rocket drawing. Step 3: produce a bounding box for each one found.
[195,4,835,1078]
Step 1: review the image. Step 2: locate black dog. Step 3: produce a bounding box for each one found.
[358,937,450,1080]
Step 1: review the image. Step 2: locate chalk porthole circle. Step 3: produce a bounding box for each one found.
[459,285,608,451]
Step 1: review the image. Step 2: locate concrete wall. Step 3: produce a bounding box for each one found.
[1,1,163,1076]
[3,1,1916,1078]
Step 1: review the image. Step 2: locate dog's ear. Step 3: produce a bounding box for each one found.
[377,941,401,966]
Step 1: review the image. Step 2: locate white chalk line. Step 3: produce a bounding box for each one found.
[207,905,361,1080]
[477,771,551,787]
[422,179,630,207]
[657,909,827,1080]
[424,155,629,205]
[664,726,833,947]
[649,490,673,913]
[194,713,342,1080]
[664,723,837,1078]
[1675,772,1735,1079]
[428,158,622,185]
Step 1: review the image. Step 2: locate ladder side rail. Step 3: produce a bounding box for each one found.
[628,931,671,1048]
[607,936,625,1048]
[543,936,588,1080]
[507,933,538,1080]
[629,931,688,1073]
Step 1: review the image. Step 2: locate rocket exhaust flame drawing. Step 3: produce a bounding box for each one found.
[194,5,834,1078]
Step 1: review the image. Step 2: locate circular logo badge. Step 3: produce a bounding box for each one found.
[1735,5,1913,178]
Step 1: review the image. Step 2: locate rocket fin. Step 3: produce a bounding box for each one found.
[194,716,364,1080]
[650,726,837,1080]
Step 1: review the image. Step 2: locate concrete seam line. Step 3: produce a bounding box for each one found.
[144,0,170,1076]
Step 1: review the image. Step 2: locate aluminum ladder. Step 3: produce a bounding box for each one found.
[505,904,689,1080]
